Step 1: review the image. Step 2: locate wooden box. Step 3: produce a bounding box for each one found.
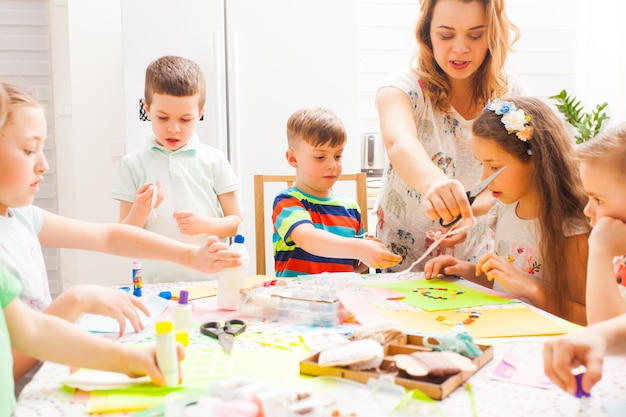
[299,335,493,400]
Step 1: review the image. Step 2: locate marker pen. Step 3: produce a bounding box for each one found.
[155,320,178,387]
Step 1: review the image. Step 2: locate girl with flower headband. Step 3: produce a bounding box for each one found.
[375,0,529,272]
[424,96,590,325]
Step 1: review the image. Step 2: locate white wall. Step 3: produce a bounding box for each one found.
[51,0,129,286]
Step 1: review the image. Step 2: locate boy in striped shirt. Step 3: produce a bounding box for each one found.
[272,107,401,277]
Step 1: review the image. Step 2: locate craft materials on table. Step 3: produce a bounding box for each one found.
[365,278,516,311]
[381,305,575,339]
[200,319,247,354]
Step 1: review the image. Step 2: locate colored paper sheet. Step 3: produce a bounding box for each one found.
[365,278,516,311]
[81,346,234,413]
[381,306,574,338]
[81,346,307,413]
[77,295,169,334]
[173,284,217,301]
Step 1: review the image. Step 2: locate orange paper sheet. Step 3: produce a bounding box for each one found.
[382,306,578,338]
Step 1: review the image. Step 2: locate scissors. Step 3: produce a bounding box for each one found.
[439,166,507,228]
[200,319,247,354]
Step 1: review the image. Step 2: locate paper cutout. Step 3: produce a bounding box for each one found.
[77,295,170,334]
[490,353,554,389]
[64,369,150,391]
[238,329,306,351]
[381,306,574,338]
[365,278,516,311]
[337,288,387,325]
[300,331,351,353]
[172,284,217,301]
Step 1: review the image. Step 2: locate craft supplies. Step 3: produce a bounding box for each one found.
[317,339,384,371]
[422,325,482,358]
[174,290,192,330]
[217,233,249,310]
[155,321,178,387]
[132,260,142,297]
[300,334,494,400]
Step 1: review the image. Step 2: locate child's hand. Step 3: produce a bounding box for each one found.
[72,284,150,336]
[173,210,209,236]
[424,255,468,279]
[476,252,543,303]
[359,240,402,270]
[543,329,605,395]
[125,342,186,386]
[193,236,242,273]
[135,182,162,212]
[589,217,626,257]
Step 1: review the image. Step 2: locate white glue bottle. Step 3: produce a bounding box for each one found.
[155,320,178,387]
[217,226,250,310]
[174,290,192,330]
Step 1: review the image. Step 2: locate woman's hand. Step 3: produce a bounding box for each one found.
[422,179,475,227]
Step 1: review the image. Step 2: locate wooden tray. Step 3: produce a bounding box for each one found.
[299,334,493,400]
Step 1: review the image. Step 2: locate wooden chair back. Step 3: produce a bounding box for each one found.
[253,173,368,275]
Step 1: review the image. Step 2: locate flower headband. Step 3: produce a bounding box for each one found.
[484,99,533,142]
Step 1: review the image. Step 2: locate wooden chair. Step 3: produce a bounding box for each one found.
[253,173,368,275]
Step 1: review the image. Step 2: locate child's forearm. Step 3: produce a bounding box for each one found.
[293,227,366,260]
[586,248,626,324]
[8,301,135,375]
[121,203,151,227]
[593,314,626,355]
[203,214,242,237]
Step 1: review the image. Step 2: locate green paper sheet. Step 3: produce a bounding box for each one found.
[83,346,309,414]
[364,278,516,311]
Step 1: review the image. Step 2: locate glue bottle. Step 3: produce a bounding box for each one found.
[217,225,250,310]
[174,290,192,330]
[155,320,178,387]
[132,260,142,297]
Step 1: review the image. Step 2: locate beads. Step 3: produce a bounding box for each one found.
[412,287,465,300]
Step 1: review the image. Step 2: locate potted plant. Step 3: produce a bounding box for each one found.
[549,90,609,144]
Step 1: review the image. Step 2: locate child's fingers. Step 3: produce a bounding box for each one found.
[130,295,150,318]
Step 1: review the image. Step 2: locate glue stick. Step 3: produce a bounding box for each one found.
[155,321,178,387]
[174,290,192,330]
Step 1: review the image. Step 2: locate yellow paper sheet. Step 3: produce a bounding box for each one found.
[382,306,578,338]
[172,284,217,300]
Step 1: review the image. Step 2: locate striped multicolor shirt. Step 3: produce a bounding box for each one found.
[272,187,364,277]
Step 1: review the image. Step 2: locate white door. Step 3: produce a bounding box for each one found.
[224,0,360,274]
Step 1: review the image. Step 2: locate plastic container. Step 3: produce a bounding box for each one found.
[132,260,142,297]
[217,234,250,310]
[175,290,192,330]
[155,320,178,387]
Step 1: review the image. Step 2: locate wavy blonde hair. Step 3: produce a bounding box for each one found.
[414,0,519,111]
[0,80,41,130]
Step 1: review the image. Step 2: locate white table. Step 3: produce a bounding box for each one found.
[14,277,626,417]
